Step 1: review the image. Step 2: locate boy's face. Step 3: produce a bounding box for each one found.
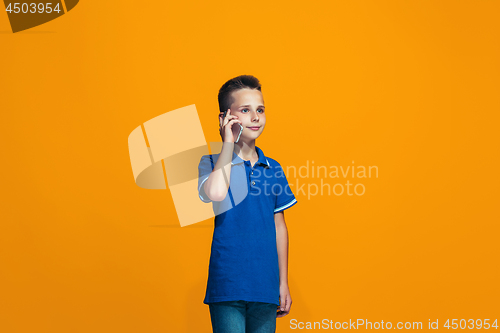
[224,88,266,141]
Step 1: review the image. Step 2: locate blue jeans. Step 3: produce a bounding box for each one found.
[208,300,277,333]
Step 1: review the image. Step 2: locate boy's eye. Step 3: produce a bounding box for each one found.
[241,108,265,113]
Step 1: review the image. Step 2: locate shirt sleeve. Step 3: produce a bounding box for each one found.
[274,162,298,213]
[198,155,214,203]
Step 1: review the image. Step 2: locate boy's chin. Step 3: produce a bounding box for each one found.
[240,133,262,142]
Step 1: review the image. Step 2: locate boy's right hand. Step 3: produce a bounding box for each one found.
[219,108,242,143]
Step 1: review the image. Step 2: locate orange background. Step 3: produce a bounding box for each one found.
[1,1,499,332]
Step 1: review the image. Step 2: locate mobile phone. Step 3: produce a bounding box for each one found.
[222,109,244,143]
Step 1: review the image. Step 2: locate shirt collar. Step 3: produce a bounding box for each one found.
[231,146,271,168]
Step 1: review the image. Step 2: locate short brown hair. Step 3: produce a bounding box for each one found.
[218,75,262,114]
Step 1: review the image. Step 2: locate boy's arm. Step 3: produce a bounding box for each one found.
[275,211,292,314]
[203,142,234,201]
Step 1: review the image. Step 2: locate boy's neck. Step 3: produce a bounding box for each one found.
[234,141,258,160]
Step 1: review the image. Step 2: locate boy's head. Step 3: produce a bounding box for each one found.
[218,75,266,142]
[218,75,262,114]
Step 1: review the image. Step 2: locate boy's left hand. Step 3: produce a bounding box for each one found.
[277,284,292,318]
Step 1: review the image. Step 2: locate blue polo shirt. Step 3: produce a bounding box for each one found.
[197,146,298,306]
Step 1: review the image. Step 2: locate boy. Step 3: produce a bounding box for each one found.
[197,75,298,333]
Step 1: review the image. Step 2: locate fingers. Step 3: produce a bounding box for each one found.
[225,119,242,135]
[225,108,236,125]
[285,295,292,312]
[220,118,242,142]
[221,108,231,126]
[222,118,241,133]
[225,115,239,123]
[219,108,229,127]
[226,118,242,126]
[223,115,239,126]
[219,118,239,134]
[220,113,239,127]
[276,295,292,318]
[276,309,288,318]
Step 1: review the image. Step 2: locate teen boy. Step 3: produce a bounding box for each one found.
[197,75,298,333]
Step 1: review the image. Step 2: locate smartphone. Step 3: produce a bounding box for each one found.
[222,109,244,143]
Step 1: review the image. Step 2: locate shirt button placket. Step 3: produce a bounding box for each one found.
[250,167,255,189]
